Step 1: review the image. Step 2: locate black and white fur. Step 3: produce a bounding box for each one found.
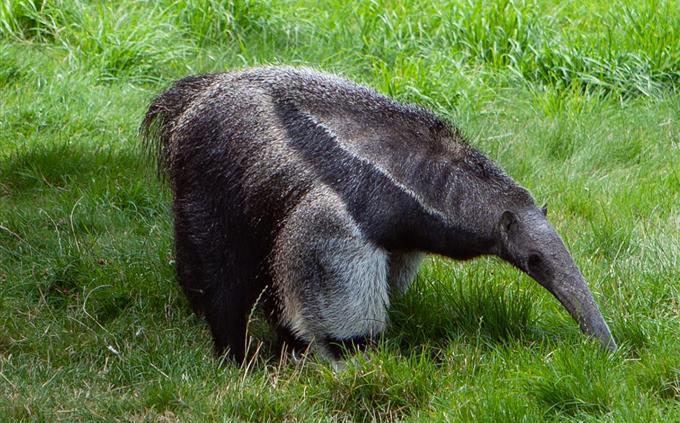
[142,67,616,362]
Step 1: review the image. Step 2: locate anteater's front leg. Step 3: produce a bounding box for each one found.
[272,188,391,361]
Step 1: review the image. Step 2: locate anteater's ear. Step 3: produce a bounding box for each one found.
[541,203,548,216]
[499,210,518,239]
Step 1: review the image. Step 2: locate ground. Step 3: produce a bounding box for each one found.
[0,0,678,421]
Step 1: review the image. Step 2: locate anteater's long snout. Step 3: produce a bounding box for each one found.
[547,271,617,351]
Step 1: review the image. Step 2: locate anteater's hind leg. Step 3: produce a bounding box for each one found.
[272,188,390,361]
[173,198,264,363]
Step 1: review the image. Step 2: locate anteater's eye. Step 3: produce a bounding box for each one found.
[527,253,542,272]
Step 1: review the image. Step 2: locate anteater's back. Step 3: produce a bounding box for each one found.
[143,68,465,240]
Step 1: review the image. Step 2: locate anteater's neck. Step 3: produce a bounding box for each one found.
[398,148,533,261]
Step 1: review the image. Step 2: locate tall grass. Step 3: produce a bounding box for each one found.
[173,0,273,46]
[1,0,678,94]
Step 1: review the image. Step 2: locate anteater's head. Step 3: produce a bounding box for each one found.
[495,205,617,351]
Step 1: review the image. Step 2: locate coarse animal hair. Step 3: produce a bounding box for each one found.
[141,66,616,363]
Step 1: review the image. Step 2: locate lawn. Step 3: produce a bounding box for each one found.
[1,0,678,421]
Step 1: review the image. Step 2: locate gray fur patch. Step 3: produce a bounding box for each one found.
[273,187,390,354]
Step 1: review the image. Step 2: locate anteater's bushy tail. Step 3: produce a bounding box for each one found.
[140,74,219,177]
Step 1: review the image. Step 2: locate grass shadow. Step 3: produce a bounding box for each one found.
[386,261,537,356]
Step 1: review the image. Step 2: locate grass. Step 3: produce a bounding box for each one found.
[1,0,679,421]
